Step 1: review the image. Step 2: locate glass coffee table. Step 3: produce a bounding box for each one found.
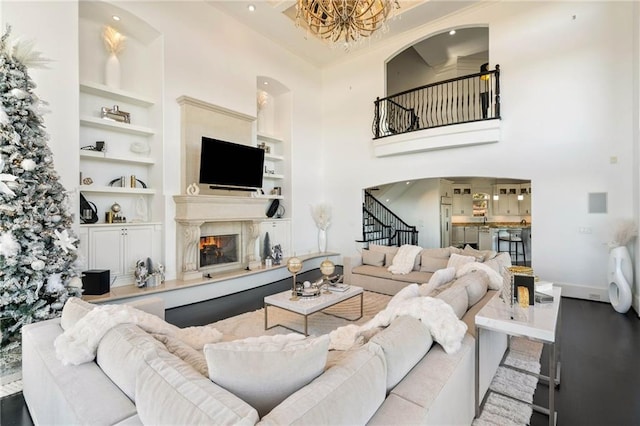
[264,285,363,336]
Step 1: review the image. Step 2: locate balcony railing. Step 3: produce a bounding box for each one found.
[373,65,500,139]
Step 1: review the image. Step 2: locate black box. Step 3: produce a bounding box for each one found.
[82,269,110,295]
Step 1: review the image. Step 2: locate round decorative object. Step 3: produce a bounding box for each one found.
[186,183,200,196]
[320,258,335,276]
[111,202,121,213]
[287,256,303,274]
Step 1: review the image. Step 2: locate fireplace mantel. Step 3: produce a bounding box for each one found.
[174,195,271,222]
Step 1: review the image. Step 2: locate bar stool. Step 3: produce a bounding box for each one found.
[498,229,526,265]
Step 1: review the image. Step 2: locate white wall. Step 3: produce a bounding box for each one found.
[322,1,636,301]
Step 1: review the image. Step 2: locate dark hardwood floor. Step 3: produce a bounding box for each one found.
[3,294,639,426]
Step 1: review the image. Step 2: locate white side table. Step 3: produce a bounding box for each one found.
[475,286,562,426]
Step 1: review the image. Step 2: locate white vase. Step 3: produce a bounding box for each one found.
[318,229,327,253]
[105,53,121,89]
[608,245,633,313]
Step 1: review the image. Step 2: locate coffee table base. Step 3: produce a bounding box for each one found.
[264,292,363,336]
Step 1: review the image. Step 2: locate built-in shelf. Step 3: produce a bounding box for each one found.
[265,153,284,162]
[263,173,284,180]
[80,81,155,106]
[80,151,155,165]
[80,115,155,136]
[79,185,156,195]
[257,132,283,144]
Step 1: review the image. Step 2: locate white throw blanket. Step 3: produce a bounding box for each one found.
[387,244,423,275]
[54,304,223,365]
[329,296,467,354]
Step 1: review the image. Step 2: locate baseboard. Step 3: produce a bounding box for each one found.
[552,281,609,303]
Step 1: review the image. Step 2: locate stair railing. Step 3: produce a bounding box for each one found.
[360,190,418,247]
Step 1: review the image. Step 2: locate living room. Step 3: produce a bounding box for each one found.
[1,0,639,425]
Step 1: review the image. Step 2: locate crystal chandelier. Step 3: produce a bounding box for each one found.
[296,0,399,47]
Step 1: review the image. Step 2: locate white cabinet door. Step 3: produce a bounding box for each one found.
[260,220,291,257]
[452,185,472,215]
[452,226,465,246]
[86,224,162,286]
[89,227,125,275]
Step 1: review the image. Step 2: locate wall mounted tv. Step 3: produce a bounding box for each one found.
[199,137,265,191]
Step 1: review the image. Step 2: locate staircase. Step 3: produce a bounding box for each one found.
[359,190,418,247]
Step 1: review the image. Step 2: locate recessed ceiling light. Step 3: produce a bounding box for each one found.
[263,81,269,85]
[112,15,121,21]
[449,29,456,35]
[248,4,256,12]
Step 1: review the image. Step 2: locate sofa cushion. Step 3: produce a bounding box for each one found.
[435,285,469,319]
[258,343,387,425]
[447,253,476,270]
[96,323,167,401]
[456,262,504,290]
[60,297,96,331]
[483,252,513,274]
[452,270,490,306]
[369,244,399,267]
[153,333,208,377]
[462,244,497,261]
[362,249,385,267]
[136,349,259,425]
[204,334,330,417]
[370,315,434,391]
[351,264,432,284]
[419,247,452,273]
[419,267,456,296]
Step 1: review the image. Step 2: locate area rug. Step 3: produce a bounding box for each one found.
[473,337,544,426]
[210,290,392,340]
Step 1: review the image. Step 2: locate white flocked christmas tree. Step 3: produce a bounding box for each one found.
[0,27,83,366]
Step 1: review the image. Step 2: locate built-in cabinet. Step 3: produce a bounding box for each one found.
[78,3,165,287]
[81,223,162,285]
[260,220,291,258]
[257,132,285,198]
[493,184,531,216]
[452,184,472,215]
[452,225,478,247]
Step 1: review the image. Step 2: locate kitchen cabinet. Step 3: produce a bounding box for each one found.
[452,225,478,248]
[452,185,472,215]
[84,223,162,286]
[493,185,519,215]
[452,226,465,246]
[519,184,532,215]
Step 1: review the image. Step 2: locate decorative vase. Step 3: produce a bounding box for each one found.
[318,229,327,253]
[105,53,121,89]
[608,245,633,313]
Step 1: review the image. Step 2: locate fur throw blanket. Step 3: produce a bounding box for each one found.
[387,244,423,275]
[54,304,223,366]
[329,295,467,354]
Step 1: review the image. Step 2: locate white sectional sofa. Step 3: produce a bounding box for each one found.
[22,268,508,425]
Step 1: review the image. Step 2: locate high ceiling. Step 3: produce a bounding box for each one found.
[207,1,479,68]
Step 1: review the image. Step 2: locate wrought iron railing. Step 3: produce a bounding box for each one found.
[373,65,500,139]
[359,190,418,247]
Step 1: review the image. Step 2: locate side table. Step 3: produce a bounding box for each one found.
[475,286,562,426]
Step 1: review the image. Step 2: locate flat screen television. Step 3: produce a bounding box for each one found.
[198,137,265,191]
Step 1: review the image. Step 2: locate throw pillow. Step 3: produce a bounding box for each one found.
[387,244,423,275]
[387,283,421,308]
[484,252,513,274]
[447,253,476,270]
[60,297,96,331]
[462,244,497,262]
[203,334,330,417]
[419,267,456,296]
[369,244,399,267]
[361,249,385,267]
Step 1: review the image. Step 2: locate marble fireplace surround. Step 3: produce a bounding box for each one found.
[174,195,270,280]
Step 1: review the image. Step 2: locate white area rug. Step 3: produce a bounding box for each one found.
[473,337,544,426]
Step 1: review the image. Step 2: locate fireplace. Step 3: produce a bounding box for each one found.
[200,234,239,268]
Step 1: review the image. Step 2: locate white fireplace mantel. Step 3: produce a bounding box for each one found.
[174,194,271,222]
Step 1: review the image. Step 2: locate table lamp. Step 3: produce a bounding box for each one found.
[287,256,303,301]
